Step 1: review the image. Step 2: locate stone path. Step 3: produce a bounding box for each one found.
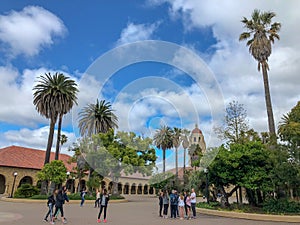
[0,196,298,225]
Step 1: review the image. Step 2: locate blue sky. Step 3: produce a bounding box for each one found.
[1,0,300,171]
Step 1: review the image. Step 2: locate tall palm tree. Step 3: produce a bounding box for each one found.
[172,127,181,179]
[78,99,118,137]
[54,75,78,160]
[33,72,77,164]
[153,125,173,174]
[239,9,281,136]
[181,129,190,173]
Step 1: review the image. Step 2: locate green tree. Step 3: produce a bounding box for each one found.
[153,125,173,174]
[239,9,281,136]
[37,160,67,193]
[78,99,118,137]
[209,141,272,206]
[188,144,203,169]
[172,127,182,179]
[278,101,300,162]
[79,130,156,195]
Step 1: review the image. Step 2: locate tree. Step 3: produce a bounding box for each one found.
[239,9,281,137]
[153,125,173,174]
[181,129,190,175]
[214,101,249,144]
[278,101,300,163]
[37,160,67,194]
[172,127,181,179]
[209,141,273,206]
[188,144,203,169]
[78,99,118,137]
[78,130,156,195]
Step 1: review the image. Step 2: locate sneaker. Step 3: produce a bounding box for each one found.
[50,222,55,225]
[62,220,67,224]
[103,219,107,223]
[43,218,48,222]
[97,219,101,223]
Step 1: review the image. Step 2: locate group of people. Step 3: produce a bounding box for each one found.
[44,187,110,224]
[158,188,197,220]
[44,186,69,224]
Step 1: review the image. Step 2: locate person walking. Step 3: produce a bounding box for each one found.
[183,190,188,218]
[190,188,197,219]
[53,189,67,224]
[178,193,185,220]
[80,188,87,207]
[158,191,163,217]
[162,190,169,219]
[95,189,101,208]
[43,189,56,224]
[97,189,109,223]
[54,186,69,221]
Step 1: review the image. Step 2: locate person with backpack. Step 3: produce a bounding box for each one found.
[97,189,109,223]
[169,190,177,219]
[43,189,56,224]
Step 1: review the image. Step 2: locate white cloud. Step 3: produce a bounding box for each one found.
[2,126,76,155]
[116,22,159,46]
[0,5,66,58]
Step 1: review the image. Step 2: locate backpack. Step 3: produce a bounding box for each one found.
[170,194,176,205]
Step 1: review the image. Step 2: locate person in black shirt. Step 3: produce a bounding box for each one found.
[97,189,110,223]
[44,189,56,224]
[158,191,163,217]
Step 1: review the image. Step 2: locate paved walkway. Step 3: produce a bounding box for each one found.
[0,196,298,225]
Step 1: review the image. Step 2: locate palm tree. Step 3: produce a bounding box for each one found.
[153,125,173,174]
[181,129,190,173]
[33,72,77,164]
[57,134,68,156]
[78,99,118,137]
[239,9,281,137]
[172,127,181,179]
[54,75,78,160]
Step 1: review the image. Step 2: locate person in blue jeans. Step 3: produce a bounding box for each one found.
[80,188,87,207]
[169,190,178,219]
[44,189,56,224]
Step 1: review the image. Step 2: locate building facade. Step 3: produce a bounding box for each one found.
[0,146,155,196]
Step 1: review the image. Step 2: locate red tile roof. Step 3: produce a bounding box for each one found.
[0,145,75,172]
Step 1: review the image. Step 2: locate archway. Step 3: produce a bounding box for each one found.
[118,182,123,195]
[124,183,129,194]
[108,181,113,193]
[149,186,154,195]
[18,176,33,188]
[78,179,86,192]
[137,184,143,195]
[143,184,148,195]
[0,174,5,194]
[131,183,136,195]
[101,181,106,190]
[66,179,75,193]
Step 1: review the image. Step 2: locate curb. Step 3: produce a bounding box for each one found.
[0,197,128,204]
[197,208,300,223]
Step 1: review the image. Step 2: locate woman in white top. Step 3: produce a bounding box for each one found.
[178,194,185,220]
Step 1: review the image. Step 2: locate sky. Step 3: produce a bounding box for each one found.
[0,0,299,172]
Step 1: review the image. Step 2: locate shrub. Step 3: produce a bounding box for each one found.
[263,199,300,214]
[30,194,48,199]
[14,184,39,198]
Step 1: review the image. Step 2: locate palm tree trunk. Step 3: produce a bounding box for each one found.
[183,148,186,171]
[163,149,166,173]
[55,114,63,160]
[261,63,276,136]
[175,147,178,179]
[45,119,56,164]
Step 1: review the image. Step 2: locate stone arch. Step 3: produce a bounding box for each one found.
[118,182,123,195]
[18,176,33,188]
[78,179,86,192]
[0,174,5,194]
[131,183,136,195]
[143,184,148,195]
[149,186,154,195]
[66,179,75,193]
[137,183,143,195]
[101,180,106,190]
[108,181,113,193]
[124,183,129,194]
